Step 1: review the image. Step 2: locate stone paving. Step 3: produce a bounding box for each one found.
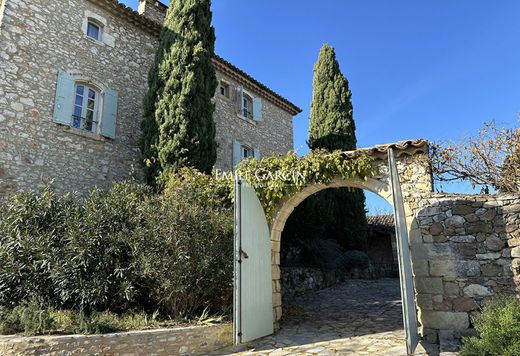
[216,279,435,355]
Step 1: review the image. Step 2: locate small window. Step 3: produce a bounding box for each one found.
[87,20,101,41]
[219,82,230,98]
[243,94,253,119]
[241,145,254,160]
[72,83,100,133]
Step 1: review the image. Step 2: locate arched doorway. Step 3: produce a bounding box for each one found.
[233,140,433,355]
[269,141,432,326]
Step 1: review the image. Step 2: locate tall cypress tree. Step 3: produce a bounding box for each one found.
[139,0,218,184]
[308,44,356,151]
[283,44,368,252]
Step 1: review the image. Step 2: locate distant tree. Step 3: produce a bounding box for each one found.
[283,44,368,252]
[139,0,218,185]
[431,121,520,193]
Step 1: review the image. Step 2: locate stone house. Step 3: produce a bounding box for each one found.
[0,0,301,196]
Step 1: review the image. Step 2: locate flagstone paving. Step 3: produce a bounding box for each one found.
[215,278,436,355]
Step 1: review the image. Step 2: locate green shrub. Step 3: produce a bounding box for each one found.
[135,172,233,318]
[0,171,233,322]
[54,182,152,313]
[0,187,74,307]
[460,296,520,356]
[0,182,152,312]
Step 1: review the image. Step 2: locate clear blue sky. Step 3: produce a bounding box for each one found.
[122,0,520,213]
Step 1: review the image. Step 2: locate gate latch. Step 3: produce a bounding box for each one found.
[240,249,249,259]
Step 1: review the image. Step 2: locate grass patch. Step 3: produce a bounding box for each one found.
[0,301,199,336]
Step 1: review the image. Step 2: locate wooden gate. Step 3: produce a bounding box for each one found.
[233,177,273,344]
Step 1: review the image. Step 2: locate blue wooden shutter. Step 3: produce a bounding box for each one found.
[253,97,263,122]
[53,70,75,125]
[233,139,242,169]
[235,86,244,115]
[253,148,261,160]
[101,88,118,139]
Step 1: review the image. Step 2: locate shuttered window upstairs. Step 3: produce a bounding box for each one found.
[53,70,118,139]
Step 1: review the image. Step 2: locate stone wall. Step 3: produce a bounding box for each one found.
[0,324,232,355]
[0,0,296,198]
[281,266,381,301]
[410,193,520,344]
[281,267,344,300]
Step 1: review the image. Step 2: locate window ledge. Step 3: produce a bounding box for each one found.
[57,124,109,142]
[237,114,257,126]
[83,34,105,46]
[219,94,232,102]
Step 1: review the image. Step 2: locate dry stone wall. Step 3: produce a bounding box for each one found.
[0,324,232,356]
[410,193,520,343]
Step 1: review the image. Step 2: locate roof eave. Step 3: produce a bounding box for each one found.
[89,0,302,116]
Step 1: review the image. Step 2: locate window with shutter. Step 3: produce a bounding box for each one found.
[72,84,100,132]
[233,139,242,169]
[101,89,118,139]
[53,70,75,125]
[253,97,263,122]
[52,70,118,139]
[243,94,253,120]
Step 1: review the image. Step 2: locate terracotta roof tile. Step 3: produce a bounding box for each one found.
[342,139,428,160]
[367,214,394,227]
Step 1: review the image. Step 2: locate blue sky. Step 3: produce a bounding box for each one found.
[123,0,520,213]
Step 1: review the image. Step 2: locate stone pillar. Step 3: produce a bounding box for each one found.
[138,0,167,25]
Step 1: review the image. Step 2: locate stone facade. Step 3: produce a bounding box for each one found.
[0,323,232,355]
[213,70,294,172]
[0,0,300,197]
[411,193,520,345]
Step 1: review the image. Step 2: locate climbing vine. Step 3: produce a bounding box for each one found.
[166,150,377,221]
[234,150,377,219]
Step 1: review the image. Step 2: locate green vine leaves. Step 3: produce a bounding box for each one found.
[167,150,377,222]
[234,150,377,220]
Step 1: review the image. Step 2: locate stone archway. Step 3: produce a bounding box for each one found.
[267,139,433,326]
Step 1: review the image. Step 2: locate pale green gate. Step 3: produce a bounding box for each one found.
[234,177,274,344]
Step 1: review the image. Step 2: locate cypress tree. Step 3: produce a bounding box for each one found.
[308,44,356,151]
[283,44,368,252]
[139,0,218,184]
